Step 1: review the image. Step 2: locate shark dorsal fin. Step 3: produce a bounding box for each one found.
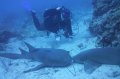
[19,48,28,54]
[24,42,35,52]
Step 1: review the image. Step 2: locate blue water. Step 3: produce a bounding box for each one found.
[0,0,92,17]
[0,0,92,31]
[0,0,92,11]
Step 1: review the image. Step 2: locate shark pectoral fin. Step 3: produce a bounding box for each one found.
[23,64,46,73]
[84,60,101,74]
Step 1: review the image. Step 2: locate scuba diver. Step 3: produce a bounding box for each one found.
[31,6,73,38]
[60,6,73,37]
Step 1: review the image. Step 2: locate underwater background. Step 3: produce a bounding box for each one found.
[0,0,120,79]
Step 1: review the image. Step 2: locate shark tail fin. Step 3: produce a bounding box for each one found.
[0,53,22,59]
[24,42,35,52]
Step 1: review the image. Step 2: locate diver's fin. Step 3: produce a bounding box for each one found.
[23,64,46,73]
[24,42,35,52]
[84,60,101,74]
[19,48,28,54]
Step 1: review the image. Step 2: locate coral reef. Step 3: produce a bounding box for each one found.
[89,0,120,47]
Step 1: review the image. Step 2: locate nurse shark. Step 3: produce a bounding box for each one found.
[0,43,120,74]
[0,42,72,73]
[73,47,120,74]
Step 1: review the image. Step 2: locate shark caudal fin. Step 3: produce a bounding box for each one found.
[24,42,35,52]
[0,53,22,59]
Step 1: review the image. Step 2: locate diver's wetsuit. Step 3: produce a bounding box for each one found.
[60,7,73,38]
[31,7,73,38]
[43,8,61,34]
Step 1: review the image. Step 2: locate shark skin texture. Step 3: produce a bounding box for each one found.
[0,42,73,73]
[73,47,120,74]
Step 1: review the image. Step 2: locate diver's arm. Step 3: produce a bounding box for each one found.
[31,11,45,30]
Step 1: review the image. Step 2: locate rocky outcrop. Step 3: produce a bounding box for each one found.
[89,0,120,47]
[0,31,20,44]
